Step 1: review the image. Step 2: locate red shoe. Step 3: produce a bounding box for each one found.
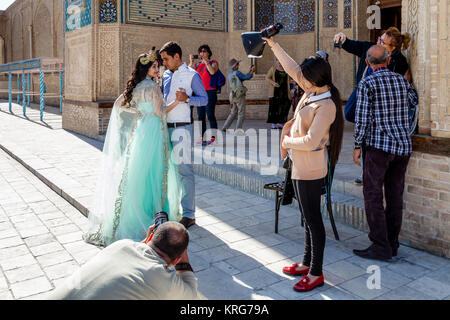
[293,274,325,292]
[282,263,310,276]
[207,137,216,146]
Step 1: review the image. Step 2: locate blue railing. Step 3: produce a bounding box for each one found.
[0,58,64,121]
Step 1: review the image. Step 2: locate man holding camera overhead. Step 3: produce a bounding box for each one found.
[47,222,204,300]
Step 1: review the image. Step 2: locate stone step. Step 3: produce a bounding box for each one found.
[192,144,364,200]
[194,104,273,121]
[193,160,369,235]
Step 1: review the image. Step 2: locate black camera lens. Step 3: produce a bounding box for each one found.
[261,23,283,39]
[154,212,168,230]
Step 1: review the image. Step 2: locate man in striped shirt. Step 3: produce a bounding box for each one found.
[353,45,419,261]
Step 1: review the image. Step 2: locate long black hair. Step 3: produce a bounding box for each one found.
[300,57,344,168]
[122,52,160,107]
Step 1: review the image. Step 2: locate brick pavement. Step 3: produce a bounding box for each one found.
[0,101,449,300]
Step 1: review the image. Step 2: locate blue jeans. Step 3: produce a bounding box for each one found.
[168,124,195,219]
[197,90,218,138]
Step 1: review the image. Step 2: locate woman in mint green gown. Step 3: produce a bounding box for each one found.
[83,49,182,246]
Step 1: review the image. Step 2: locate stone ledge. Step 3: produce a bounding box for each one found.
[412,134,450,157]
[63,99,114,109]
[193,161,368,235]
[217,100,270,105]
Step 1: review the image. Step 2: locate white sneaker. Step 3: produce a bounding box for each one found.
[234,129,245,136]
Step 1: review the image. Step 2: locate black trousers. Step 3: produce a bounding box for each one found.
[292,178,326,276]
[197,90,218,138]
[363,147,410,258]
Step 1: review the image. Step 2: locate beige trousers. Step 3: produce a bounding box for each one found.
[222,94,246,130]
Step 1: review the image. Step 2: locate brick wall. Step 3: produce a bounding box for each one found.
[403,0,449,138]
[403,151,450,257]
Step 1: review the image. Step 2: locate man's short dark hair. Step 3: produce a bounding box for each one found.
[198,44,212,58]
[152,222,189,261]
[160,41,183,59]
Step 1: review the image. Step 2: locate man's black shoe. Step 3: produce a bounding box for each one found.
[179,217,196,229]
[353,248,391,261]
[353,247,371,254]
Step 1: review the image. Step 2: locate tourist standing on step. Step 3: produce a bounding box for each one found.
[221,59,255,135]
[189,44,219,146]
[263,35,344,293]
[160,41,208,229]
[352,45,418,261]
[265,59,292,130]
[334,27,411,185]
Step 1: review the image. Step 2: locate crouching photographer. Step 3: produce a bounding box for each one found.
[47,221,204,300]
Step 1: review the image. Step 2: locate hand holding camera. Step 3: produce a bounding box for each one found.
[241,23,283,58]
[189,55,198,66]
[142,224,157,244]
[261,35,276,48]
[334,32,347,48]
[142,211,169,244]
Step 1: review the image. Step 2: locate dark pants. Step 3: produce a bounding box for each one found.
[197,90,218,138]
[292,178,326,276]
[363,147,410,258]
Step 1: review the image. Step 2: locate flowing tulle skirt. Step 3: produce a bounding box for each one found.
[112,114,182,241]
[84,101,182,246]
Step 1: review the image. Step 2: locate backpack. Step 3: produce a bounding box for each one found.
[345,66,373,124]
[210,68,226,93]
[197,61,226,93]
[230,71,248,98]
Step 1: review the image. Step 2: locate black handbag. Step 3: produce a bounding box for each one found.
[281,157,295,205]
[282,156,292,170]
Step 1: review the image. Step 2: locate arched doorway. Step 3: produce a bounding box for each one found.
[12,13,23,61]
[33,4,52,58]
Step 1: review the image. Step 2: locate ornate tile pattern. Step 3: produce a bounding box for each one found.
[65,0,92,31]
[297,0,315,34]
[255,0,274,32]
[274,0,299,34]
[234,0,247,30]
[100,0,118,23]
[344,0,352,29]
[323,0,338,28]
[125,0,226,32]
[256,0,315,34]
